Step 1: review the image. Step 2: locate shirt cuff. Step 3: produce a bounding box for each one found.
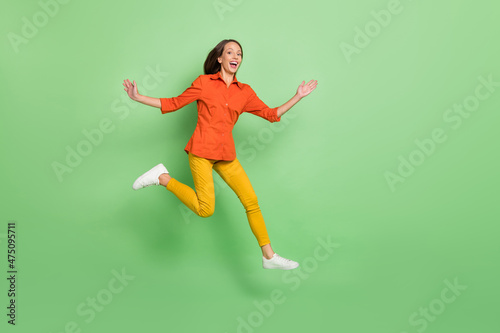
[160,98,170,114]
[273,107,281,122]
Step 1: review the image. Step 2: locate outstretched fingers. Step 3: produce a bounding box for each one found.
[297,79,318,97]
[123,79,137,92]
[123,79,133,87]
[307,80,318,92]
[307,79,318,87]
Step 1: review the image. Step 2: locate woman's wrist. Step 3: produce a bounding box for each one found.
[133,94,161,108]
[133,93,143,102]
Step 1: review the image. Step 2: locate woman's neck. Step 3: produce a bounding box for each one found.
[219,68,234,87]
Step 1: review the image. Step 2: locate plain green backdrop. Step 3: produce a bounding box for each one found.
[1,0,499,332]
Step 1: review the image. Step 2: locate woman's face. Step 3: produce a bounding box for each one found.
[218,42,242,75]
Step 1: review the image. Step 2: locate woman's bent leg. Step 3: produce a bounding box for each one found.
[213,158,271,247]
[165,152,216,218]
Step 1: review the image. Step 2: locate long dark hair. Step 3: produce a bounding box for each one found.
[204,39,243,75]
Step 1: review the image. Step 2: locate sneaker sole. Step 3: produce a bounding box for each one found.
[132,164,167,190]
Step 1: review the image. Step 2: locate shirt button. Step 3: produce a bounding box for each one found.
[222,133,224,136]
[226,103,228,106]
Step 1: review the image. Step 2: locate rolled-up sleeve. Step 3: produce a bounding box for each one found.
[242,86,281,123]
[160,75,202,114]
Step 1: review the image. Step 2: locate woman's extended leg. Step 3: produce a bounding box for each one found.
[213,158,299,269]
[161,152,217,218]
[212,158,275,256]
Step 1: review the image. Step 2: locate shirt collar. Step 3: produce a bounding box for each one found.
[209,71,243,89]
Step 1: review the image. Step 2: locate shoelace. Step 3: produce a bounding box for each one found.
[275,254,293,264]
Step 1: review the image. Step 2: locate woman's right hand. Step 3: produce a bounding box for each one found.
[123,79,139,101]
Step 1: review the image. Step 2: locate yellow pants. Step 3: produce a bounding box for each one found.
[166,152,271,247]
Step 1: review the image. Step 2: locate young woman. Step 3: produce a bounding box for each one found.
[123,39,317,270]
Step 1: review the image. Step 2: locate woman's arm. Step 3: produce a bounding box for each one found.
[277,79,318,118]
[123,76,202,113]
[135,94,161,108]
[277,94,302,118]
[123,79,160,108]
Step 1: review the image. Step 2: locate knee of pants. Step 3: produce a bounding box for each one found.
[240,193,259,211]
[197,206,214,218]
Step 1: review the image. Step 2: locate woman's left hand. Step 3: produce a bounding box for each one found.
[297,80,318,98]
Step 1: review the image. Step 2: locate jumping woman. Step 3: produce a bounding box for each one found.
[123,39,318,270]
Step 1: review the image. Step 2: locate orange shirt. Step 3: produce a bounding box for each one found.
[159,71,281,161]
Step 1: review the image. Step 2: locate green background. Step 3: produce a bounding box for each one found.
[1,0,498,332]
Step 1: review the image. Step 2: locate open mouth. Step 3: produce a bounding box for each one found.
[230,61,238,68]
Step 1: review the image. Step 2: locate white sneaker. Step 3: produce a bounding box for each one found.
[262,253,299,270]
[132,163,169,190]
